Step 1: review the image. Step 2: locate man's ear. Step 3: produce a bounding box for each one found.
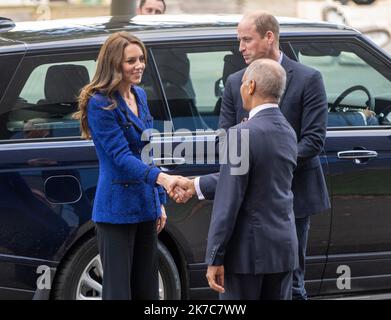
[266,31,275,46]
[249,80,256,95]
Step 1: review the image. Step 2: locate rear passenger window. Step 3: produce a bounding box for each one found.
[0,52,167,141]
[0,52,96,141]
[290,41,391,128]
[153,45,246,131]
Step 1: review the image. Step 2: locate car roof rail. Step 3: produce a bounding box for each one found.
[0,17,15,32]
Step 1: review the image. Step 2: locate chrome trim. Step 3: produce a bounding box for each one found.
[43,175,83,205]
[331,293,391,300]
[1,128,390,150]
[337,150,378,159]
[315,292,391,300]
[153,157,186,166]
[327,129,391,137]
[0,140,94,151]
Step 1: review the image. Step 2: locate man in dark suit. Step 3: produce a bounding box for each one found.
[205,58,298,299]
[171,11,330,300]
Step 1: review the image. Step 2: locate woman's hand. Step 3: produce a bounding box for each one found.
[156,205,167,234]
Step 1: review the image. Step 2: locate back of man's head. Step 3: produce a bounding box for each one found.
[243,11,280,45]
[244,58,286,102]
[138,0,166,15]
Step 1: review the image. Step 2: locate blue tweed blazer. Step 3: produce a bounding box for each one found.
[87,86,166,224]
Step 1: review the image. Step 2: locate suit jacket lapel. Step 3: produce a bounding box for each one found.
[115,91,145,134]
[132,86,153,130]
[280,55,294,106]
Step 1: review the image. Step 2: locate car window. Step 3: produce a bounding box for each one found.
[290,41,391,128]
[153,45,246,131]
[0,52,167,142]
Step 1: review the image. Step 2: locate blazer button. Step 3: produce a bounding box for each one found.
[124,184,129,188]
[138,148,141,153]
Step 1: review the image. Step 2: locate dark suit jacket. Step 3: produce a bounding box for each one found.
[206,108,299,274]
[201,55,330,217]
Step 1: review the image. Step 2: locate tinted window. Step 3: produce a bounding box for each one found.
[153,45,246,131]
[0,51,167,141]
[0,52,96,141]
[0,53,23,103]
[140,61,169,132]
[291,41,391,128]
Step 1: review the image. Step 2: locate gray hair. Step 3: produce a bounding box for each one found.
[244,58,286,102]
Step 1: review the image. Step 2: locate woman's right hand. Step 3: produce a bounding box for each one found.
[157,173,195,203]
[156,173,177,193]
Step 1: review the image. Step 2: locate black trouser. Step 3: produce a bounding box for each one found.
[219,271,293,300]
[96,221,158,300]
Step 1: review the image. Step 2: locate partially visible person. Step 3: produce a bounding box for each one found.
[136,0,198,115]
[74,31,177,300]
[23,118,50,139]
[206,58,298,300]
[137,0,166,15]
[328,108,378,127]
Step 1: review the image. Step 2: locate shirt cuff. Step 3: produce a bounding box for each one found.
[194,176,205,200]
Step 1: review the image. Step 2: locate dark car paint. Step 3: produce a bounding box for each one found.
[1,16,391,299]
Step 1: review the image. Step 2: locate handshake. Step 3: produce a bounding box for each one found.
[157,173,197,203]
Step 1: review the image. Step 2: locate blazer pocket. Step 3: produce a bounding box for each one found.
[110,181,144,215]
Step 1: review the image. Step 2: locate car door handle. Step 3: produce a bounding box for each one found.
[153,157,186,172]
[337,150,378,159]
[153,157,186,166]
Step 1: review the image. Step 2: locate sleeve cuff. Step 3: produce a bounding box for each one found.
[194,176,205,200]
[159,190,167,204]
[146,166,161,186]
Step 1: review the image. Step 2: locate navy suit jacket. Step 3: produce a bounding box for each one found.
[87,86,166,224]
[206,108,299,274]
[201,55,330,217]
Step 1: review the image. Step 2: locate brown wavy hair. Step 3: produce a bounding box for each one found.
[73,31,147,139]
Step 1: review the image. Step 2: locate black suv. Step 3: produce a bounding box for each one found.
[1,14,391,300]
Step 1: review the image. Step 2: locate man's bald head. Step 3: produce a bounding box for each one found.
[243,58,286,103]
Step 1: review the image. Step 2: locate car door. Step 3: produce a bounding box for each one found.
[290,38,391,296]
[0,49,101,298]
[150,42,240,298]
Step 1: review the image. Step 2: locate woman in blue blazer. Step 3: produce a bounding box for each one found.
[74,31,174,300]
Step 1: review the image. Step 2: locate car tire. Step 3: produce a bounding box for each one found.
[52,236,181,300]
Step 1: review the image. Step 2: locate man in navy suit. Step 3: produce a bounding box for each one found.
[172,12,330,300]
[205,58,298,299]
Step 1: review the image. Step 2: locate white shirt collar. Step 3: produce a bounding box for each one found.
[248,103,279,120]
[278,51,283,64]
